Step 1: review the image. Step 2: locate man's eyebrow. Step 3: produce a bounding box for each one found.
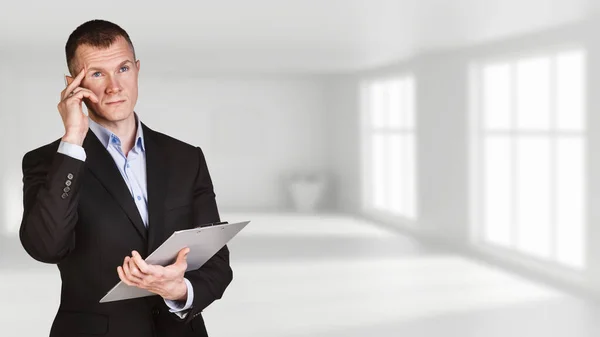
[87,60,134,72]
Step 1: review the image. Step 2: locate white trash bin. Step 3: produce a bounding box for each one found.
[288,173,327,212]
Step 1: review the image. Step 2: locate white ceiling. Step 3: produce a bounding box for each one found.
[0,0,593,73]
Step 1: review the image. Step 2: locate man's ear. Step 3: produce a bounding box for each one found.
[65,75,74,86]
[136,60,140,71]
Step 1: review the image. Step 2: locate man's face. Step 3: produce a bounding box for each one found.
[70,36,140,123]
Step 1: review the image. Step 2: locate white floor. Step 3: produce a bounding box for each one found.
[2,213,600,336]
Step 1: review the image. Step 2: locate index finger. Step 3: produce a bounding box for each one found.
[130,250,153,274]
[65,67,86,93]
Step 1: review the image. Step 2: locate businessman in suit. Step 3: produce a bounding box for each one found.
[19,19,232,337]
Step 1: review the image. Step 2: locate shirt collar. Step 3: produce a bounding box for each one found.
[88,113,145,152]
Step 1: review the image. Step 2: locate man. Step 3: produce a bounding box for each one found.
[19,19,232,337]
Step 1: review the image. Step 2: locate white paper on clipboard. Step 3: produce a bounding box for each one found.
[99,220,250,303]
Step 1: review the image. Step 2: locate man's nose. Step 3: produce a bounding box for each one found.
[105,76,122,94]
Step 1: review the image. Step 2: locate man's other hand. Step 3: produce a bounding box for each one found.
[117,247,190,301]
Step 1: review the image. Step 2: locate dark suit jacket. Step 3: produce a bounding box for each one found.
[19,123,232,337]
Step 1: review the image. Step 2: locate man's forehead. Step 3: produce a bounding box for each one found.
[76,54,133,73]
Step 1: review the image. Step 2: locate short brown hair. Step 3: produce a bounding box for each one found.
[65,19,136,75]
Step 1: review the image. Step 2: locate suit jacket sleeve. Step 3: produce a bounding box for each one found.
[19,149,85,263]
[182,147,233,323]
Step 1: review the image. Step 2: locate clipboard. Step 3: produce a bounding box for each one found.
[99,220,250,303]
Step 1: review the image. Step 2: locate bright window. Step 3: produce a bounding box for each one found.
[472,49,586,269]
[362,76,417,219]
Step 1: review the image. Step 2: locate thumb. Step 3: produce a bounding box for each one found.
[176,248,190,264]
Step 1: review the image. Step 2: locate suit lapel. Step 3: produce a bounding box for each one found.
[142,124,168,254]
[83,131,148,241]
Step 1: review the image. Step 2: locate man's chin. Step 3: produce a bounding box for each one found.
[90,109,134,122]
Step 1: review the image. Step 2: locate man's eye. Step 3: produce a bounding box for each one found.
[92,72,101,77]
[120,66,129,72]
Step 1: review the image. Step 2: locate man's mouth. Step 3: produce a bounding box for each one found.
[106,100,126,105]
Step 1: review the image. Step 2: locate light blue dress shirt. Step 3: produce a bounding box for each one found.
[57,114,193,317]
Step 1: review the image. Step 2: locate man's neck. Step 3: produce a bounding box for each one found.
[90,112,137,155]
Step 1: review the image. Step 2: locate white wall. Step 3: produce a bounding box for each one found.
[136,75,330,212]
[0,46,331,235]
[325,77,361,213]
